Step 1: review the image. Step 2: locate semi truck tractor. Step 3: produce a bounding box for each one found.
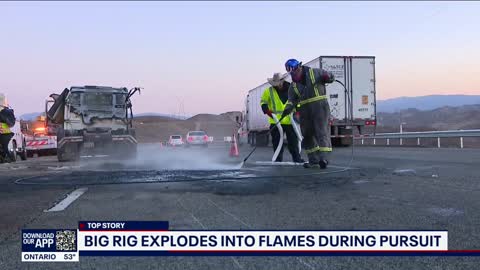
[239,55,376,147]
[46,85,140,162]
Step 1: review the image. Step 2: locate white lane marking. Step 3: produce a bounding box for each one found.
[176,196,244,270]
[206,197,314,269]
[80,155,109,158]
[329,165,358,169]
[297,258,316,270]
[230,257,245,270]
[176,197,207,229]
[44,188,88,212]
[206,198,252,229]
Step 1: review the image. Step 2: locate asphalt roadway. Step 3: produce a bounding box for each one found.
[1,143,480,269]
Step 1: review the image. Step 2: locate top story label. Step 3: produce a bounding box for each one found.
[79,221,169,231]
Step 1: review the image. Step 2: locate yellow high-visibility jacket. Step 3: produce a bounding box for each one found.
[260,86,292,125]
[0,122,11,134]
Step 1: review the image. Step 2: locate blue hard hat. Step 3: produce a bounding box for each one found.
[285,59,302,72]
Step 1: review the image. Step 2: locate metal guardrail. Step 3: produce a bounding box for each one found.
[354,129,480,148]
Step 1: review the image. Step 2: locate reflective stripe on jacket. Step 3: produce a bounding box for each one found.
[291,67,328,106]
[0,122,11,134]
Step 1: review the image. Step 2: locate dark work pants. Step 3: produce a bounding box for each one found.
[0,133,14,160]
[270,124,302,162]
[300,101,332,164]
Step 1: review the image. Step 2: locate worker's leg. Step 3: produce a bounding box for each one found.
[283,124,303,163]
[301,118,320,166]
[313,102,332,168]
[270,124,283,162]
[0,134,6,161]
[0,133,13,161]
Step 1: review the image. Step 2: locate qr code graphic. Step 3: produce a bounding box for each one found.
[56,230,77,251]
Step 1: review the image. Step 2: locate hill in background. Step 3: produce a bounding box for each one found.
[377,95,480,112]
[374,104,480,132]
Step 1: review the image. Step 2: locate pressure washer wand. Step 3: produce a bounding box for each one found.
[241,114,288,164]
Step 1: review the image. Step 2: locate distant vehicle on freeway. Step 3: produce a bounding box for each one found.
[168,135,184,147]
[185,131,209,147]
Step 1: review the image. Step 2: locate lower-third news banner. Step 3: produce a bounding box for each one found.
[21,221,478,262]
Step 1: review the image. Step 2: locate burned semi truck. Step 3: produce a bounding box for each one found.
[46,85,140,162]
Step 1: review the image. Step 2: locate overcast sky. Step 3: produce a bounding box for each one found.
[1,1,479,116]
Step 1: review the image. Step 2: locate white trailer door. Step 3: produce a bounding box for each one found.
[351,57,376,120]
[247,84,270,131]
[320,57,347,121]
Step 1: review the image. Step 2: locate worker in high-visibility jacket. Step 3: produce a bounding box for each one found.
[261,72,304,163]
[282,59,335,169]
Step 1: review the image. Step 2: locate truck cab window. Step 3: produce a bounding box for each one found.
[68,93,81,106]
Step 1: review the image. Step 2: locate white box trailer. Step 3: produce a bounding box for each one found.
[239,55,376,147]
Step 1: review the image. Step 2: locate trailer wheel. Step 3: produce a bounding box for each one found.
[250,132,256,147]
[255,132,269,147]
[10,141,18,162]
[57,148,67,162]
[19,140,27,161]
[57,143,79,162]
[337,127,353,147]
[331,137,342,147]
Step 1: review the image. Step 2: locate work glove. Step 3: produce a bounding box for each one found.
[320,70,335,84]
[261,104,272,118]
[265,109,273,118]
[281,105,293,119]
[294,111,301,122]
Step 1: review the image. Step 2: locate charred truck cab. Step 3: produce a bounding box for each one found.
[46,85,140,162]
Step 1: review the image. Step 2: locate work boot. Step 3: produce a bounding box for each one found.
[303,162,320,169]
[319,159,329,169]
